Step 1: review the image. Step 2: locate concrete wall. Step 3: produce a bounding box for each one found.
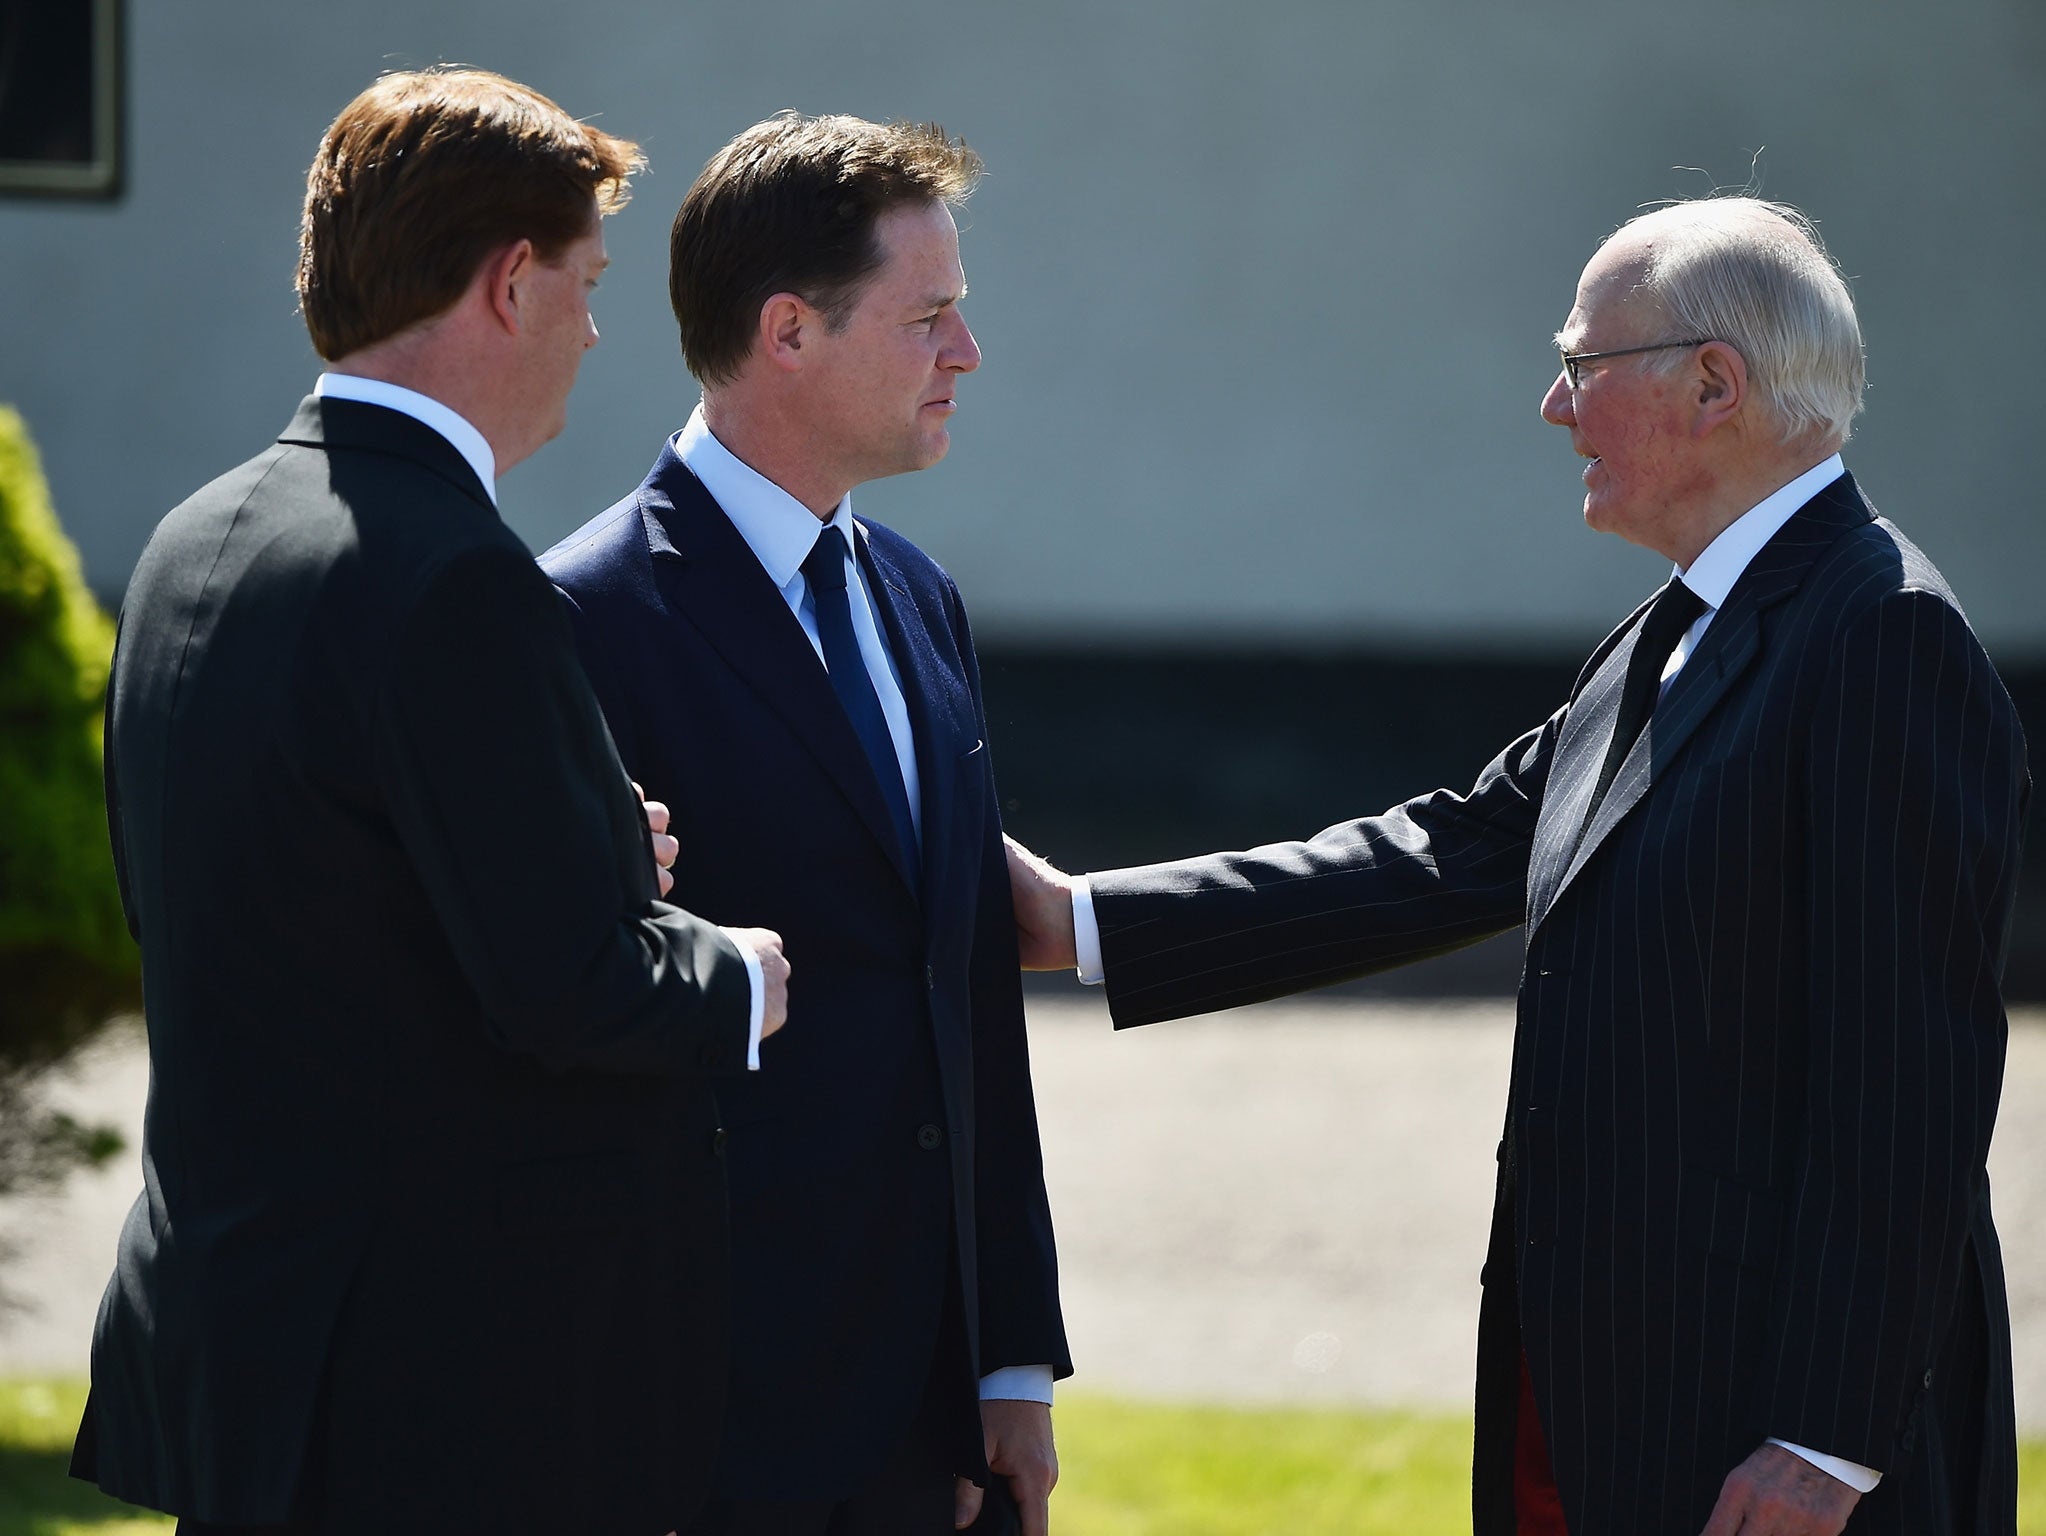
[3,0,2042,652]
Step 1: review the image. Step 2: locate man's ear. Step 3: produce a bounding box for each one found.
[1692,340,1748,438]
[757,293,812,374]
[484,239,538,336]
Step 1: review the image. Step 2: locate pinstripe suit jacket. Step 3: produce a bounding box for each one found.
[1089,476,2025,1535]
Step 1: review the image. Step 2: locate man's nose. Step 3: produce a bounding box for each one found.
[944,312,981,374]
[1540,372,1573,426]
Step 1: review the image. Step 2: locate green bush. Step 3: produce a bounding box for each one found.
[0,405,135,1205]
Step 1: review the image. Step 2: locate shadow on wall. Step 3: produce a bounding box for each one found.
[981,647,2046,1002]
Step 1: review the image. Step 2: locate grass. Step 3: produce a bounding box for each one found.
[0,1380,167,1535]
[2,1380,2041,1534]
[1053,1395,1472,1535]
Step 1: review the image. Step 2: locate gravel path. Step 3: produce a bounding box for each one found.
[4,1001,2041,1430]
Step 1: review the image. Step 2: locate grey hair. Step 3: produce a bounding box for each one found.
[1613,197,1865,448]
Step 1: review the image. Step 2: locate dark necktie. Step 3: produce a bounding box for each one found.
[1584,577,1707,825]
[801,526,920,884]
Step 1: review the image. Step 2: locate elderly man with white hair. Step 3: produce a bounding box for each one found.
[1004,197,2024,1536]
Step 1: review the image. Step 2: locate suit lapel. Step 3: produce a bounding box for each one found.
[639,451,921,899]
[1538,602,1764,922]
[1524,609,1640,929]
[1527,475,1876,933]
[856,527,975,905]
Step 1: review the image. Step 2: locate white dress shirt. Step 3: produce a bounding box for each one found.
[1073,454,1874,1482]
[314,372,498,504]
[1662,453,1847,689]
[311,375,769,1064]
[675,407,922,840]
[678,406,1051,1406]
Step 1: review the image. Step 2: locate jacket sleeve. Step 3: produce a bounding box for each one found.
[372,543,752,1076]
[102,608,140,943]
[951,580,1074,1380]
[1758,586,2027,1466]
[1089,705,1564,1027]
[552,581,643,777]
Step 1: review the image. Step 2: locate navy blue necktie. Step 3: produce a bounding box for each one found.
[801,526,919,885]
[1585,577,1707,825]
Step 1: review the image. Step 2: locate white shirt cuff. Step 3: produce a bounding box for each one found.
[978,1364,1055,1403]
[721,928,766,1071]
[1071,875,1105,986]
[1766,1438,1881,1493]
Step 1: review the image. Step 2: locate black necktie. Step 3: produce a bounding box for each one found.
[1585,577,1707,824]
[801,526,919,884]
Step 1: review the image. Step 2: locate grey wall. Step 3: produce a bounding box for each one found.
[3,0,2042,652]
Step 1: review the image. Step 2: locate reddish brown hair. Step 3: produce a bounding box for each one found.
[297,68,643,361]
[669,112,981,388]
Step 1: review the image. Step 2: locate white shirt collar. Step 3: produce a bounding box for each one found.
[1676,453,1845,609]
[675,403,853,587]
[314,372,498,506]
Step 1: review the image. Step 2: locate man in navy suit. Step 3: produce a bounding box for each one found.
[541,113,1069,1536]
[1004,198,2024,1536]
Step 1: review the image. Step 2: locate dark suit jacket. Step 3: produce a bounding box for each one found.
[1088,476,2024,1536]
[540,443,1071,1501]
[74,398,754,1535]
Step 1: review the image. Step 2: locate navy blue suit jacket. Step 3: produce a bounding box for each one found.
[541,443,1070,1499]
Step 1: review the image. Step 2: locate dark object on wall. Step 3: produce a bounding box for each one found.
[0,405,132,1242]
[0,0,122,198]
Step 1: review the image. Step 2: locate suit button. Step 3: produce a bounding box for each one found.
[925,965,936,991]
[917,1124,943,1151]
[1924,1367,1935,1388]
[712,1128,727,1158]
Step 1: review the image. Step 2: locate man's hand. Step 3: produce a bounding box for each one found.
[634,782,680,898]
[1699,1443,1861,1536]
[630,785,787,1037]
[954,1398,1056,1534]
[721,927,789,1039]
[1003,835,1078,972]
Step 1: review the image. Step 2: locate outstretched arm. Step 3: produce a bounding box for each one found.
[1007,707,1565,1028]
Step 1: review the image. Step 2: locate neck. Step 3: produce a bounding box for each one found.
[1666,441,1838,570]
[329,331,531,473]
[701,387,848,520]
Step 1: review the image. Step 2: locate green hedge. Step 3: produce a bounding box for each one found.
[0,406,136,1196]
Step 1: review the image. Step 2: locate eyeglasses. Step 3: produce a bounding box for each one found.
[1558,338,1715,390]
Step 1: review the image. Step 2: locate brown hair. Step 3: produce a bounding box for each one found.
[669,112,982,387]
[297,68,644,361]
